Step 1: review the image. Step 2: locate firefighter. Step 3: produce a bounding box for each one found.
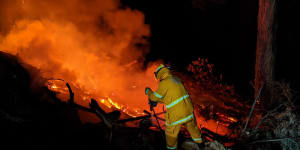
[145,64,204,150]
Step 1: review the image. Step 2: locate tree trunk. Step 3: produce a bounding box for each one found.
[255,0,277,107]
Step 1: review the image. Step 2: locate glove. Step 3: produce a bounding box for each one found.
[148,99,158,108]
[145,87,151,95]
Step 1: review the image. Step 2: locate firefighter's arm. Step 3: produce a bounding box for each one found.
[146,82,167,102]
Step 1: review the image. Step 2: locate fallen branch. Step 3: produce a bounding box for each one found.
[254,103,287,130]
[63,81,152,127]
[116,114,151,124]
[90,99,113,129]
[250,137,299,150]
[242,85,263,133]
[66,83,74,104]
[202,128,234,143]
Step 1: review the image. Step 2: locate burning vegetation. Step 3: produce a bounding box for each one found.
[0,0,156,120]
[0,0,240,133]
[1,0,300,150]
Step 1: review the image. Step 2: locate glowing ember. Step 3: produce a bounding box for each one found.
[46,81,146,117]
[47,81,69,94]
[98,97,146,117]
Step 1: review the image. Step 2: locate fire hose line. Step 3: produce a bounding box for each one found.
[146,102,165,140]
[150,107,166,142]
[151,108,163,131]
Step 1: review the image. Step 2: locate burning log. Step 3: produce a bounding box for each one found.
[202,127,235,145]
[64,81,152,127]
[90,99,113,129]
[117,111,152,124]
[49,80,164,149]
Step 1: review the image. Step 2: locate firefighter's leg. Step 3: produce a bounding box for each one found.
[184,119,203,143]
[165,124,181,149]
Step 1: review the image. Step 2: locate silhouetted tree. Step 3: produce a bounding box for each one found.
[255,0,278,106]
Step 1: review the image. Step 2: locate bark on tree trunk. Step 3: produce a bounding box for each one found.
[255,0,277,106]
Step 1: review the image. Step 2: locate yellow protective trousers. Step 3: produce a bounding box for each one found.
[165,118,202,149]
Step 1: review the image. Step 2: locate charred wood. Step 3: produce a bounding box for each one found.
[64,81,152,126]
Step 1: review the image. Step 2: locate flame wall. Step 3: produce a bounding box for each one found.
[1,1,241,137]
[0,0,158,114]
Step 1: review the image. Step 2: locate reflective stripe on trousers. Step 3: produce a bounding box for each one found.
[167,146,177,149]
[193,138,202,142]
[166,114,194,126]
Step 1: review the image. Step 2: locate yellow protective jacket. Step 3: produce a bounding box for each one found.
[147,67,194,126]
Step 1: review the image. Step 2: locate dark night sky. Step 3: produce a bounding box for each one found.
[123,0,300,98]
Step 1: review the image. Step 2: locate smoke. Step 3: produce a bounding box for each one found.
[0,0,157,110]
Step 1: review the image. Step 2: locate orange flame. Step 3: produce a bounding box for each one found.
[0,0,157,119]
[1,0,240,138]
[47,80,146,117]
